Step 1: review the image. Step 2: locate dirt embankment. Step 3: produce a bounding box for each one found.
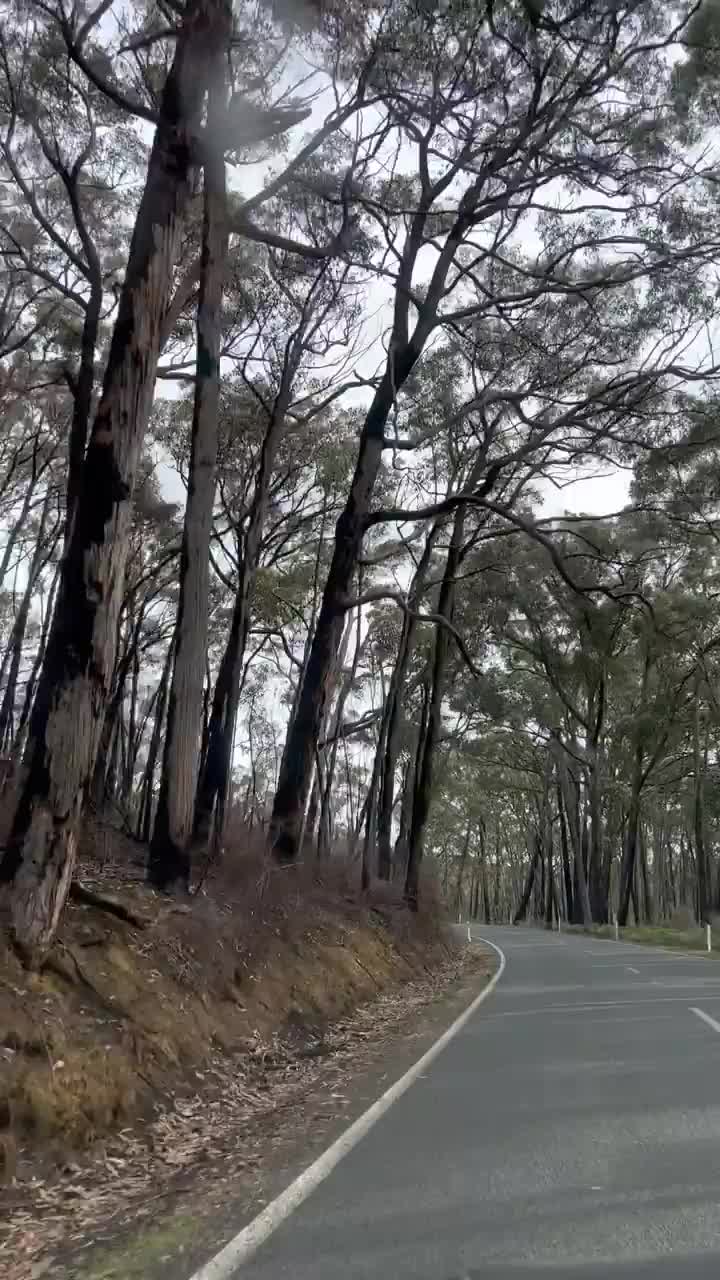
[1,830,486,1279]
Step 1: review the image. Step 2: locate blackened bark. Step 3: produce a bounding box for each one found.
[493,831,502,922]
[479,823,491,922]
[554,739,592,926]
[454,819,472,919]
[316,613,358,858]
[193,372,298,847]
[556,774,574,923]
[376,521,440,880]
[542,767,554,929]
[393,755,413,880]
[269,166,487,861]
[693,682,709,925]
[404,456,499,908]
[513,827,541,924]
[618,651,651,926]
[587,759,606,922]
[65,269,102,540]
[91,603,145,807]
[150,54,230,892]
[639,823,654,924]
[138,639,174,844]
[0,0,230,961]
[404,517,462,911]
[270,373,400,861]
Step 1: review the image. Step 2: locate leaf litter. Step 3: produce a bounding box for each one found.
[1,943,491,1280]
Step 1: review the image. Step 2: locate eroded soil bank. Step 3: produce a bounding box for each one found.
[1,843,493,1279]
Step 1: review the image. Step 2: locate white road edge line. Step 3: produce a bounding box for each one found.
[690,1006,720,1034]
[188,933,506,1280]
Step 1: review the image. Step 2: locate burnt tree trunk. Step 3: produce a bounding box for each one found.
[454,819,472,919]
[270,370,403,862]
[693,681,709,925]
[0,0,229,961]
[513,827,541,924]
[150,62,229,891]
[192,367,299,848]
[317,612,359,858]
[479,822,491,922]
[404,504,467,910]
[375,521,441,879]
[556,774,574,923]
[554,738,592,926]
[268,169,496,861]
[135,637,174,839]
[404,454,498,909]
[618,651,651,926]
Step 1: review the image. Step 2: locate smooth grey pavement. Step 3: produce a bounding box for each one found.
[237,926,720,1278]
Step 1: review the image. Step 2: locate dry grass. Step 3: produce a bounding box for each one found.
[0,818,450,1173]
[579,921,719,954]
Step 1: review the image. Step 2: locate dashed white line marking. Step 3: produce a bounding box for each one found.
[486,993,720,1018]
[690,1006,720,1034]
[627,966,640,975]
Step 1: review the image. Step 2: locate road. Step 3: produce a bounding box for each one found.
[225,926,720,1278]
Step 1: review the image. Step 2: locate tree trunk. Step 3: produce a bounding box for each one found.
[513,826,541,924]
[544,817,554,929]
[554,738,592,926]
[65,254,102,541]
[92,604,145,808]
[192,372,298,847]
[150,65,229,891]
[405,469,489,908]
[13,558,60,755]
[269,382,396,860]
[619,788,642,927]
[454,819,472,919]
[556,774,574,923]
[0,451,44,594]
[375,521,441,879]
[0,488,55,750]
[638,823,652,923]
[693,681,709,925]
[139,645,175,844]
[269,212,470,860]
[315,612,357,859]
[122,644,141,808]
[393,755,413,880]
[0,0,230,961]
[361,723,383,892]
[479,823,491,922]
[618,651,651,926]
[493,831,502,922]
[587,753,607,922]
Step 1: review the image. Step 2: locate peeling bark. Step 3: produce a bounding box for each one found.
[0,0,230,962]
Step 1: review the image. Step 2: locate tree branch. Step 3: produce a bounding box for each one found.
[338,588,482,679]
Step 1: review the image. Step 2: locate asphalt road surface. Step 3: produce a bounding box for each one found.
[236,925,720,1278]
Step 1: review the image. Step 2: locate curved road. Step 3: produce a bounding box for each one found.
[230,925,720,1278]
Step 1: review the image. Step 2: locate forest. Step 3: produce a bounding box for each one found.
[2,0,720,967]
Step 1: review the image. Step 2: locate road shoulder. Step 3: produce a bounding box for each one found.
[42,941,496,1280]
